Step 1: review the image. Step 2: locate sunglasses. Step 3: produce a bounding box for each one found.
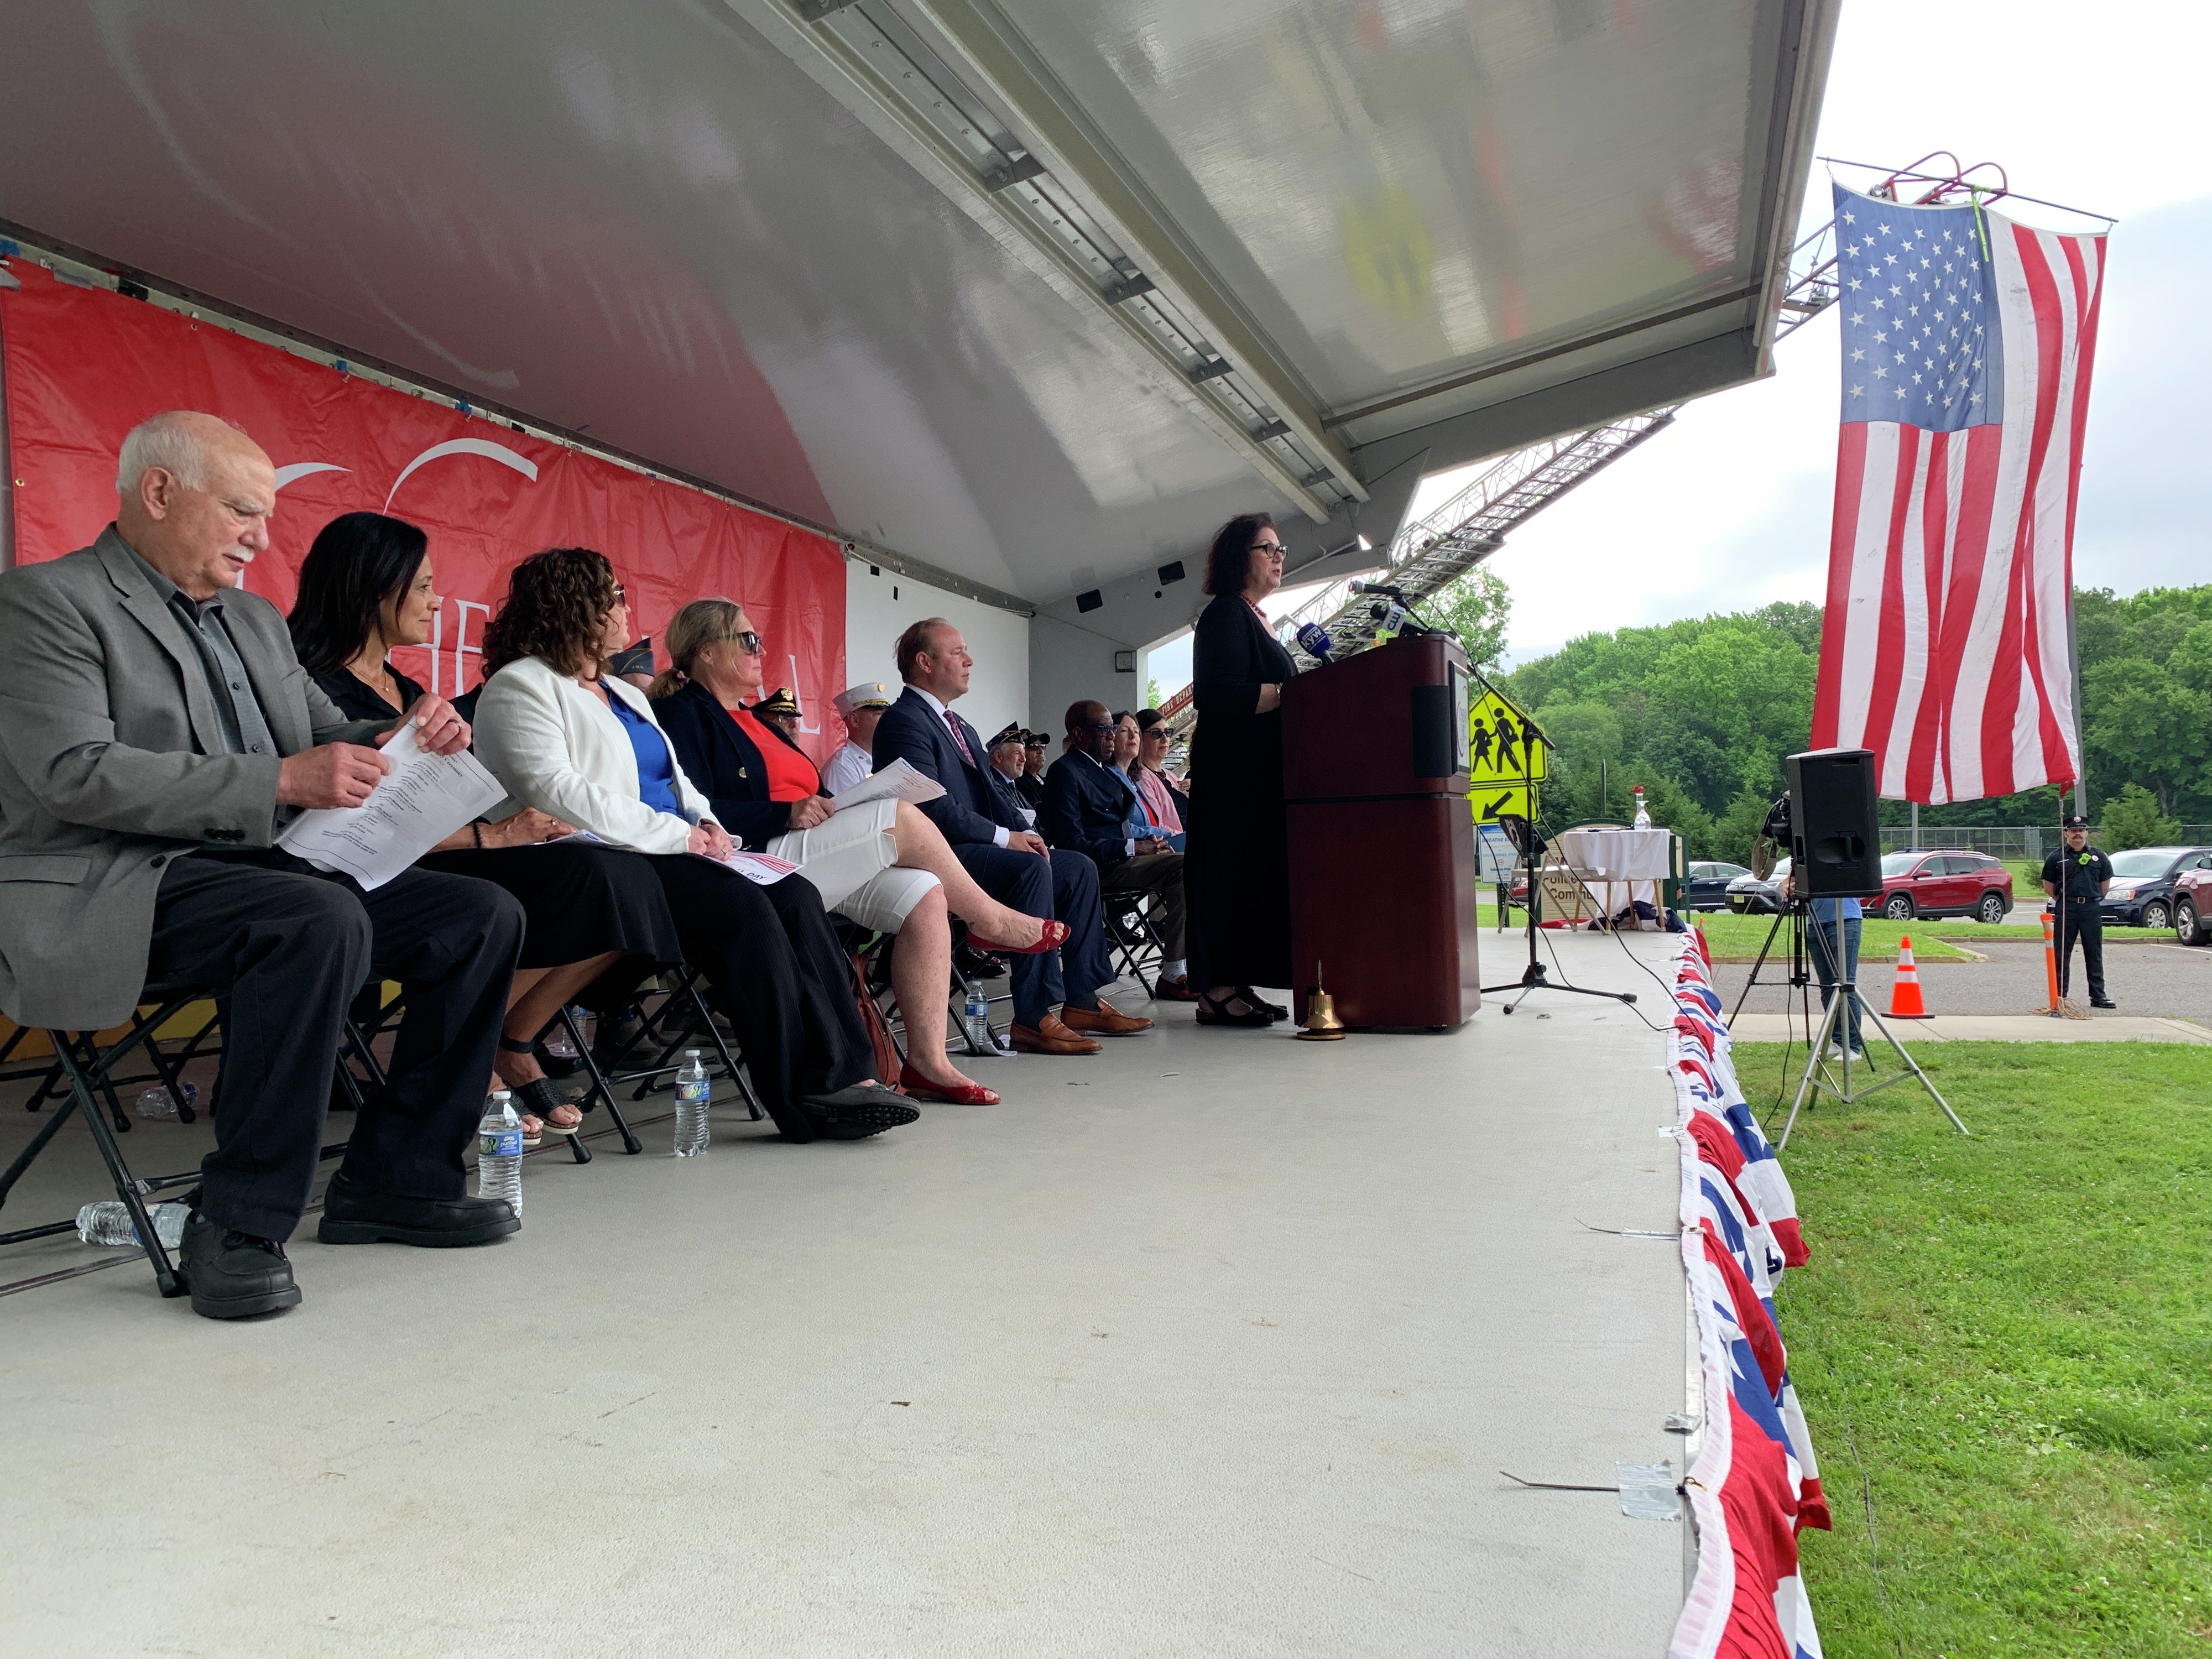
[729,631,764,653]
[609,583,628,605]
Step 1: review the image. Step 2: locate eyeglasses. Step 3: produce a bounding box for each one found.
[1251,540,1285,556]
[1079,721,1117,733]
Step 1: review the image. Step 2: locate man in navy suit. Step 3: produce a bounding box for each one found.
[1041,700,1187,987]
[872,619,1151,1054]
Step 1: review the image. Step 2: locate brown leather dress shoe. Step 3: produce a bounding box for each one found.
[1009,1014,1103,1055]
[1151,975,1203,1003]
[1061,998,1154,1036]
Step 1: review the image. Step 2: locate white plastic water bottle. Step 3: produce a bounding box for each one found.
[1632,787,1651,830]
[135,1081,198,1119]
[76,1199,189,1248]
[477,1090,525,1215]
[674,1050,711,1157]
[962,989,993,1055]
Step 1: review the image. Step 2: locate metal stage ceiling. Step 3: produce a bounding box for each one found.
[0,0,1834,648]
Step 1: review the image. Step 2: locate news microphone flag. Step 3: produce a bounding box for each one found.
[1809,183,2106,805]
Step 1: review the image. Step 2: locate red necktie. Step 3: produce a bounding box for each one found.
[944,711,978,768]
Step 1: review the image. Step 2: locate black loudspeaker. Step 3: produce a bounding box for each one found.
[1786,748,1881,896]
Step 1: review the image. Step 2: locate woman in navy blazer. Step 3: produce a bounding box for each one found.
[1183,514,1299,1027]
[651,600,1052,1103]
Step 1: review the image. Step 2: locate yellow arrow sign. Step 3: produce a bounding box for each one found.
[1469,782,1536,825]
[1468,688,1545,785]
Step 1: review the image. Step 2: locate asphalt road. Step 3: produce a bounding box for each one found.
[1710,936,2212,1026]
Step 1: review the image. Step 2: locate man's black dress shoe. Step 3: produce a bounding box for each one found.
[794,1082,921,1141]
[2090,997,2117,1009]
[316,1172,520,1247]
[180,1213,302,1319]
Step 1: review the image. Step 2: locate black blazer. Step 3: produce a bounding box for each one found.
[1040,752,1138,873]
[870,686,1028,848]
[651,678,815,848]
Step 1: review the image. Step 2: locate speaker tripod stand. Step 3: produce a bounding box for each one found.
[1759,901,1968,1148]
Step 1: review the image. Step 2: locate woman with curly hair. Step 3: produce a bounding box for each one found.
[471,547,917,1143]
[650,597,1057,1105]
[288,511,680,1144]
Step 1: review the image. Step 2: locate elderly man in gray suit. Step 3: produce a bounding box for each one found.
[0,411,526,1320]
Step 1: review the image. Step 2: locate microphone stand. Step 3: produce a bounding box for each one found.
[1482,813,1637,1014]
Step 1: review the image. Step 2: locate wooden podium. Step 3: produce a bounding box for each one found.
[1280,635,1482,1030]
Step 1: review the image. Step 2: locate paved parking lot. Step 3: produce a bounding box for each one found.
[1711,936,2212,1026]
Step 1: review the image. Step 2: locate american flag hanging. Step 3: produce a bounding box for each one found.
[1808,183,2106,805]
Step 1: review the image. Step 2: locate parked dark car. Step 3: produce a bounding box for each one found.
[2098,846,2212,929]
[1685,860,1751,911]
[1876,850,2013,922]
[1724,858,1790,915]
[2174,866,2212,946]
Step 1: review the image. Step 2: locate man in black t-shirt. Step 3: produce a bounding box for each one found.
[2041,816,2115,1008]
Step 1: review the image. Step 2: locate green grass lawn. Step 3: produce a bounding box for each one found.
[1691,911,2169,961]
[1729,1042,2212,1656]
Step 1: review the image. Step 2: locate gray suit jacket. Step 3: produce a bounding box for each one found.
[0,526,385,1029]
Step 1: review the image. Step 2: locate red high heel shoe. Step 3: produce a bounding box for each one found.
[968,919,1070,956]
[898,1063,1000,1105]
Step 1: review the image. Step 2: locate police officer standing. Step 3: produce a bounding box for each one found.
[2041,815,2115,1008]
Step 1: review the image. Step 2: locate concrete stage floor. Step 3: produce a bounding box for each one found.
[2,932,1690,1658]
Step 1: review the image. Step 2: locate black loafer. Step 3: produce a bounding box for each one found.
[796,1082,921,1141]
[316,1172,520,1247]
[2090,997,2117,1009]
[180,1213,303,1320]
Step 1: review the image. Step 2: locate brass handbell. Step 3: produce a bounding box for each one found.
[1297,962,1347,1041]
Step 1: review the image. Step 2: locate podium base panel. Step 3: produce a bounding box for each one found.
[1287,797,1481,1030]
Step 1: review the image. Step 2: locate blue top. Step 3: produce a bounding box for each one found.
[603,685,684,816]
[1811,895,1864,923]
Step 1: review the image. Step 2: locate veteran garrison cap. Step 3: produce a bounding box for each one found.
[989,722,1025,748]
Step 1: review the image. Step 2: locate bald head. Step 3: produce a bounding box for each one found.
[114,412,275,600]
[1065,698,1114,761]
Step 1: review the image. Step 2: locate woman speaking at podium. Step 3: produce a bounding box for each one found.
[1183,513,1298,1028]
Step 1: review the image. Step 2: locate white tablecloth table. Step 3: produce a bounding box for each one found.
[1552,827,1674,927]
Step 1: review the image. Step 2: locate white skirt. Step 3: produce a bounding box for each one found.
[765,797,938,935]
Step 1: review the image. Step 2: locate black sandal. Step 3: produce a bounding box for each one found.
[498,1035,582,1140]
[1196,990,1274,1027]
[1235,987,1290,1022]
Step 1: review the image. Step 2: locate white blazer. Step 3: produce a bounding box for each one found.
[473,656,717,855]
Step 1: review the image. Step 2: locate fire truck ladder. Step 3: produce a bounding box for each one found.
[1154,405,1679,741]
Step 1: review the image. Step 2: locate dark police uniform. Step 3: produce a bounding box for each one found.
[2041,838,2114,1003]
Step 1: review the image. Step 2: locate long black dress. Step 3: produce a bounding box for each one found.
[1183,593,1298,989]
[311,664,683,972]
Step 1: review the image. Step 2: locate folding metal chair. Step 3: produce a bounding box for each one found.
[559,967,759,1146]
[0,981,217,1296]
[1099,886,1167,998]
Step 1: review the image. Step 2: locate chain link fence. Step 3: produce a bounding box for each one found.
[1879,825,2212,860]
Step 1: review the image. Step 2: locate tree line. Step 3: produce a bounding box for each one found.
[1438,580,2212,863]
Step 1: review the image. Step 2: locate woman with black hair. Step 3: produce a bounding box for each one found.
[288,512,682,1142]
[1181,513,1298,1027]
[470,547,916,1143]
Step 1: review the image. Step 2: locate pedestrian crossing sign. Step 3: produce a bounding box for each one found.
[1468,688,1545,786]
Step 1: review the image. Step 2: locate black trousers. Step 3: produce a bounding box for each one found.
[147,852,524,1240]
[640,856,873,1133]
[2056,901,2105,1000]
[951,844,1114,1027]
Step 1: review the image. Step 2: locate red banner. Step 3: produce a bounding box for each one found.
[1,263,845,758]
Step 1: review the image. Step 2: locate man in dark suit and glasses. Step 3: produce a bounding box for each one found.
[0,411,525,1321]
[1042,700,1188,985]
[871,618,1150,1055]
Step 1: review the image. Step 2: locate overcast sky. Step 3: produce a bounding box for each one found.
[1149,2,2207,695]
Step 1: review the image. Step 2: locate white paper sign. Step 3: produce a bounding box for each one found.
[276,723,508,889]
[828,757,945,811]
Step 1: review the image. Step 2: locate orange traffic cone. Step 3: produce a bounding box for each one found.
[1888,934,1932,1019]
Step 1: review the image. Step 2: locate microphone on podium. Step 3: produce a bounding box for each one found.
[1294,621,1335,662]
[1348,579,1408,601]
